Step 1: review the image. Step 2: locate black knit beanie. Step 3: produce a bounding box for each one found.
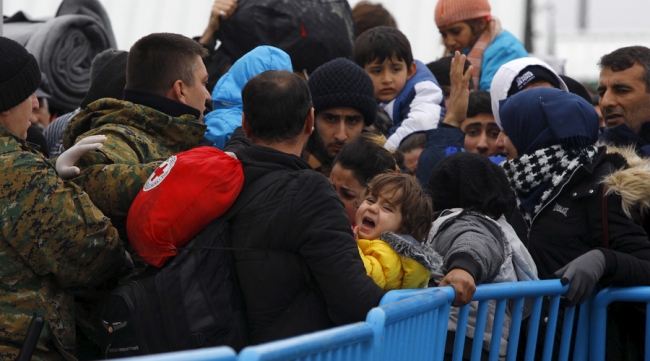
[308,58,377,126]
[0,37,41,112]
[427,152,515,219]
[80,50,128,109]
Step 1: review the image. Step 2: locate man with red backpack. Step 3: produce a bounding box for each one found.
[233,70,384,344]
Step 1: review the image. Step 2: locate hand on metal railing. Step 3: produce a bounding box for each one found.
[553,250,606,307]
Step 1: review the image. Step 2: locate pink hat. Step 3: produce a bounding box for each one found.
[434,0,491,28]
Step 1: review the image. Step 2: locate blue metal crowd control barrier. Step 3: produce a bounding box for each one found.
[107,347,237,361]
[448,280,591,361]
[589,286,650,361]
[106,280,600,361]
[237,322,374,361]
[368,287,453,361]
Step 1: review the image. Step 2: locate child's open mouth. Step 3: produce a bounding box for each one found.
[361,217,376,231]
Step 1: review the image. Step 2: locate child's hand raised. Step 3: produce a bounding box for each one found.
[442,51,474,128]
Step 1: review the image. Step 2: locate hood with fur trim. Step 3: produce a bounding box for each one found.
[378,232,443,272]
[490,57,568,129]
[601,145,650,218]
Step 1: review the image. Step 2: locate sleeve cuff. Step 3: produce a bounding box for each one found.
[446,253,482,283]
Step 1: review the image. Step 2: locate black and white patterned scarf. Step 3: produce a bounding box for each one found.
[501,144,599,218]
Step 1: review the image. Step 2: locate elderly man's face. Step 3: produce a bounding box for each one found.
[2,93,38,139]
[315,107,364,159]
[598,63,650,132]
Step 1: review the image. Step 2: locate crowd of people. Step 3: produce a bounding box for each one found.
[2,0,650,360]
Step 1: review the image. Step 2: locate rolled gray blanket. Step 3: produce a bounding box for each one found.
[56,0,117,49]
[4,14,113,113]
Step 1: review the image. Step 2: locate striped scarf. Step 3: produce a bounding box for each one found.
[467,17,503,90]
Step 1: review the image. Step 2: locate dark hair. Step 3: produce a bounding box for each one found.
[428,152,514,219]
[332,133,397,186]
[465,18,488,36]
[352,1,397,36]
[599,46,650,93]
[426,56,474,89]
[242,70,313,143]
[366,173,433,242]
[466,90,492,118]
[126,33,208,95]
[398,132,426,153]
[353,26,413,68]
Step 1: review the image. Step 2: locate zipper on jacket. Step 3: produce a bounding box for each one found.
[528,165,584,233]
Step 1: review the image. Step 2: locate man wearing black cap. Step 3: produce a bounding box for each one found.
[303,58,377,177]
[0,36,126,360]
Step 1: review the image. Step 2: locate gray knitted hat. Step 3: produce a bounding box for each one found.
[0,37,41,112]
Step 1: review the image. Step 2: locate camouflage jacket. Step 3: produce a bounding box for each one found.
[61,97,207,241]
[0,125,125,360]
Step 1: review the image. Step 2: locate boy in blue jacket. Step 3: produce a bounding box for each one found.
[353,26,446,150]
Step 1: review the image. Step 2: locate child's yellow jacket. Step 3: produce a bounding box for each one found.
[358,232,442,291]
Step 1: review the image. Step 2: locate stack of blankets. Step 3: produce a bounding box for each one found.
[4,0,117,113]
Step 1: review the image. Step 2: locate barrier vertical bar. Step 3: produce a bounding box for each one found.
[505,297,525,361]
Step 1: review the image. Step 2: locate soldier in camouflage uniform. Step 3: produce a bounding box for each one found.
[61,33,211,244]
[0,37,127,360]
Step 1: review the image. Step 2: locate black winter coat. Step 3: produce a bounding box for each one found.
[525,149,650,283]
[522,148,650,360]
[232,145,384,345]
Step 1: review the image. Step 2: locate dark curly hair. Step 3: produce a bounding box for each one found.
[366,173,433,242]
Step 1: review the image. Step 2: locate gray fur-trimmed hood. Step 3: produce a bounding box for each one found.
[378,232,443,272]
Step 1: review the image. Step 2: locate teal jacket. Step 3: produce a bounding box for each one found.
[476,30,529,91]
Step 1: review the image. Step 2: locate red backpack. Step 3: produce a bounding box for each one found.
[126,146,244,267]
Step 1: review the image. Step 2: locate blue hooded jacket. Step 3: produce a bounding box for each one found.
[203,46,293,149]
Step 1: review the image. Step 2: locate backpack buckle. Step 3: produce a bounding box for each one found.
[191,333,206,347]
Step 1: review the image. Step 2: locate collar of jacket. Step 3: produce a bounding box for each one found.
[237,145,314,187]
[378,231,443,272]
[123,89,201,119]
[604,122,650,156]
[567,148,621,200]
[0,125,43,155]
[62,97,207,150]
[601,144,650,217]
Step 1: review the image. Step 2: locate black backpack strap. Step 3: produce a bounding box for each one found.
[221,170,280,222]
[178,169,281,252]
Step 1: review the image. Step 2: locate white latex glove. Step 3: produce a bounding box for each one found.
[225,151,237,159]
[56,135,107,179]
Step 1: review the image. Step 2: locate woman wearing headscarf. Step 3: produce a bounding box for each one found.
[499,87,650,360]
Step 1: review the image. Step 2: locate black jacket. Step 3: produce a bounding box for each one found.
[525,148,650,284]
[522,147,650,360]
[231,145,384,345]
